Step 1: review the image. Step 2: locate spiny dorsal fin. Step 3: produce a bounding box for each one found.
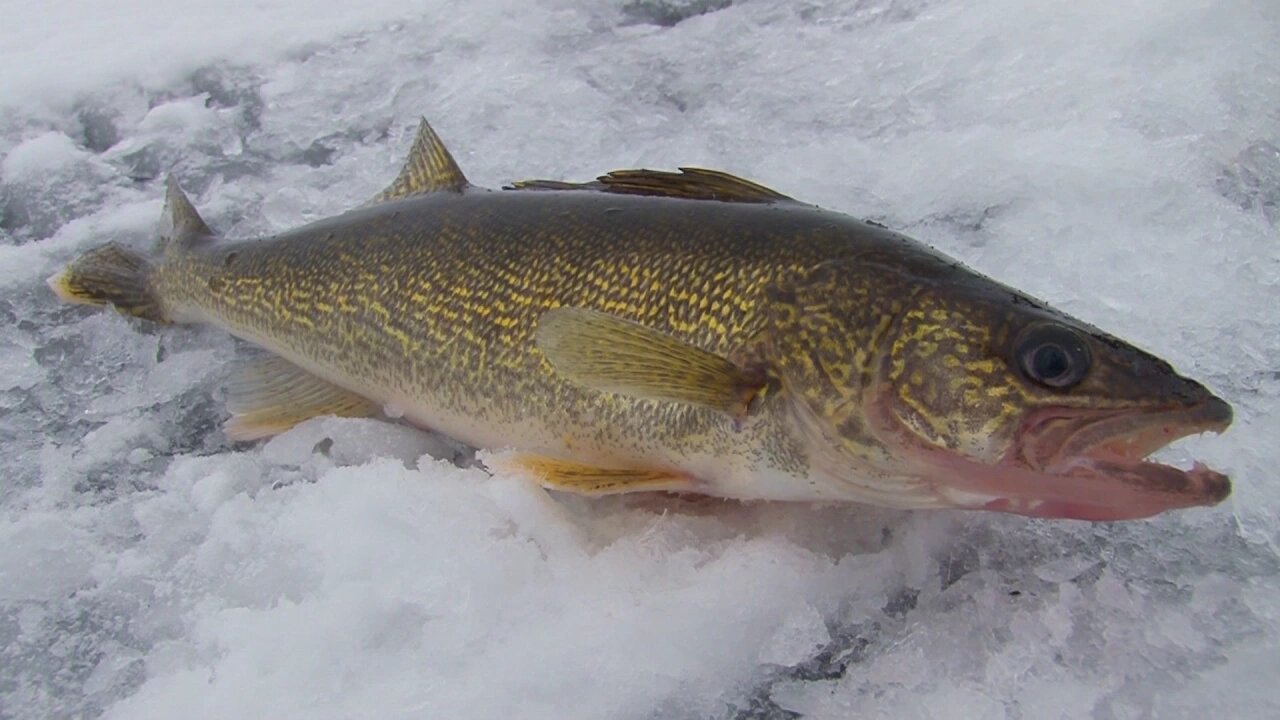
[162,176,214,245]
[224,354,378,441]
[507,167,793,204]
[371,117,469,202]
[535,307,765,419]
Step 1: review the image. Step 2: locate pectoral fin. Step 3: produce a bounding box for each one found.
[502,454,695,495]
[224,355,378,440]
[535,307,765,418]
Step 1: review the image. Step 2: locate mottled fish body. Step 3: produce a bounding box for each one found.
[50,120,1232,520]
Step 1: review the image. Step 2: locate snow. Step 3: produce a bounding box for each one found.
[1,0,1278,718]
[1,132,89,179]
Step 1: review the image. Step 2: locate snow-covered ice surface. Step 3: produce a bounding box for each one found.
[2,0,1278,717]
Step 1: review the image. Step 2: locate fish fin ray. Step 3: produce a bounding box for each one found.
[502,454,695,495]
[46,242,168,322]
[371,118,469,202]
[506,167,792,204]
[536,307,763,417]
[224,355,378,440]
[161,176,215,248]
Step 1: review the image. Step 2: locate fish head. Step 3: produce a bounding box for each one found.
[766,254,1232,520]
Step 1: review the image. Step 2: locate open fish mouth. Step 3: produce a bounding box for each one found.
[867,392,1235,521]
[960,397,1235,521]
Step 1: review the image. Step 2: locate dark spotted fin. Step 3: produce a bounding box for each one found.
[535,307,765,418]
[371,117,469,202]
[47,243,167,322]
[224,355,378,441]
[508,167,793,204]
[500,454,696,495]
[161,176,215,248]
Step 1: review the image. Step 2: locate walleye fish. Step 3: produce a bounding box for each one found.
[49,119,1233,520]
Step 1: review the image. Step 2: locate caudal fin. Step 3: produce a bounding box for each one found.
[47,243,168,322]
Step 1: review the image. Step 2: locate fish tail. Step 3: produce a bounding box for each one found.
[47,243,169,323]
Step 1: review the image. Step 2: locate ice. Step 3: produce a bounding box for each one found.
[2,0,1278,718]
[2,132,89,179]
[621,0,735,27]
[757,603,831,668]
[0,513,95,602]
[1,131,120,243]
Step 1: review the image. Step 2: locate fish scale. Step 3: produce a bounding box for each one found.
[47,118,1234,519]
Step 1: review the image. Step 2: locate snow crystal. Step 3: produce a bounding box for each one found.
[1,132,88,180]
[1,0,1278,719]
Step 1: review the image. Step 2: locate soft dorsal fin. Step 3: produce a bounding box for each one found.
[507,167,793,204]
[161,176,214,246]
[371,117,469,202]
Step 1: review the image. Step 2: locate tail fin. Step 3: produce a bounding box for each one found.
[47,243,168,322]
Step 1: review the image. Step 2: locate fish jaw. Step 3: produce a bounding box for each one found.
[867,394,1233,521]
[1000,397,1232,520]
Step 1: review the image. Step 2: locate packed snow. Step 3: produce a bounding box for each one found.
[2,1,1277,718]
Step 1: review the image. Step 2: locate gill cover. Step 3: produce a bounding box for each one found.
[758,256,962,507]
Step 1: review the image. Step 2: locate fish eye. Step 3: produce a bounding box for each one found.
[1013,323,1090,389]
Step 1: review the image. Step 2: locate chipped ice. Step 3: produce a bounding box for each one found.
[2,1,1278,718]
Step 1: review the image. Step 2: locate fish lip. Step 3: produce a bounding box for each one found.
[994,396,1234,520]
[1016,396,1233,470]
[866,393,1234,520]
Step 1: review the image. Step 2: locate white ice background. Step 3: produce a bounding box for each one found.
[2,0,1278,718]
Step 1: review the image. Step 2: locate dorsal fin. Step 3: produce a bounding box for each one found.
[161,176,214,246]
[506,167,793,204]
[371,117,469,202]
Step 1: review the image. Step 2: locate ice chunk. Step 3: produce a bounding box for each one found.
[0,341,43,391]
[1217,140,1280,225]
[261,416,460,469]
[757,602,831,667]
[2,131,88,179]
[2,0,1278,719]
[0,512,94,602]
[621,0,734,27]
[1,131,118,241]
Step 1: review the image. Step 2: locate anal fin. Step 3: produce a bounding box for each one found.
[502,454,696,496]
[224,355,378,441]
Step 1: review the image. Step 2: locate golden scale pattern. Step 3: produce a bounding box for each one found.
[153,187,931,476]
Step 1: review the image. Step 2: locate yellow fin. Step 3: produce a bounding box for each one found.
[371,117,469,202]
[536,307,764,418]
[224,355,378,441]
[503,455,694,495]
[508,167,793,204]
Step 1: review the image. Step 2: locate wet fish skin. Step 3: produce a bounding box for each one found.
[48,119,1233,519]
[153,190,906,483]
